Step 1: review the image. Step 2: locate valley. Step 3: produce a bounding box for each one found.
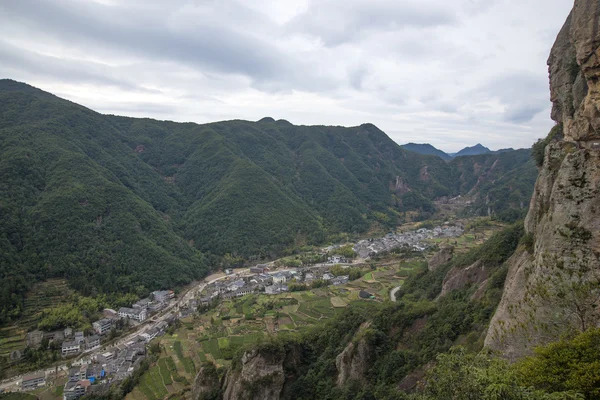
[2,1,600,396]
[0,218,504,398]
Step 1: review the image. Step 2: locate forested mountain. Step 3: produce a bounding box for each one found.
[450,149,537,220]
[0,80,536,324]
[452,143,491,157]
[400,143,452,160]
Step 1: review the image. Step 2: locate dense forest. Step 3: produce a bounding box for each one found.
[0,80,536,325]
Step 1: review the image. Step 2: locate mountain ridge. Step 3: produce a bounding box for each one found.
[402,141,518,161]
[0,79,537,324]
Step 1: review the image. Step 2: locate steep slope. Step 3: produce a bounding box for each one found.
[449,149,537,219]
[0,87,207,323]
[400,143,452,160]
[191,224,525,400]
[485,1,600,359]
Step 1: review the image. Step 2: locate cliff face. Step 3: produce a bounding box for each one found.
[428,246,454,272]
[439,259,490,298]
[485,0,600,359]
[191,363,221,400]
[335,323,373,387]
[221,349,285,400]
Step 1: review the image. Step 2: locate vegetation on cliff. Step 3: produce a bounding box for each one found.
[216,224,526,399]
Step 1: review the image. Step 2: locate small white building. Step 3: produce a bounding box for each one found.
[62,341,82,357]
[85,335,101,351]
[151,290,174,303]
[22,372,46,391]
[118,307,147,322]
[92,318,112,335]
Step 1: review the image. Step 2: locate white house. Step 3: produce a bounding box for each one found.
[92,318,112,335]
[62,341,82,356]
[151,290,174,303]
[22,372,45,391]
[118,307,147,322]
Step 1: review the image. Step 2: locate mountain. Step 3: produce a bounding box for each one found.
[0,80,537,324]
[402,142,516,162]
[400,143,452,160]
[486,0,600,359]
[452,143,492,157]
[189,3,600,398]
[449,149,537,219]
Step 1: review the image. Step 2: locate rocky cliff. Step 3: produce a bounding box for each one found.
[191,362,221,400]
[191,348,287,400]
[428,246,454,272]
[221,348,286,400]
[485,0,600,359]
[335,322,373,387]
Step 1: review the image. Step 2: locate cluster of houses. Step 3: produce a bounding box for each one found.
[25,289,174,364]
[199,265,351,305]
[26,328,102,358]
[118,290,174,322]
[353,225,464,258]
[21,318,172,398]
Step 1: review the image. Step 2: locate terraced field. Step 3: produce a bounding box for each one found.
[0,279,72,359]
[129,260,425,400]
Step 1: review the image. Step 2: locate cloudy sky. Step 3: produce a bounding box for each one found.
[0,0,573,152]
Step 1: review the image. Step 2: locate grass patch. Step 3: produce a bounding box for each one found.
[330,297,347,308]
[217,337,230,349]
[173,341,184,360]
[158,358,173,385]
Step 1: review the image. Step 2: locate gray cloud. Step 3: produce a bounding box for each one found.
[286,0,456,46]
[0,0,296,85]
[0,41,147,92]
[0,0,575,152]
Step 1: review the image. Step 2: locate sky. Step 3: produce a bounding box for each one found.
[0,0,574,152]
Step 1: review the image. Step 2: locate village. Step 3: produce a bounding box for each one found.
[352,224,464,258]
[9,290,177,399]
[1,222,477,400]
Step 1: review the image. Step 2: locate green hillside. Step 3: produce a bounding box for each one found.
[449,149,536,220]
[0,80,536,324]
[401,143,452,160]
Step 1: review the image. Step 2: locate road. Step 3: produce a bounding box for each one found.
[390,286,402,302]
[0,271,243,393]
[1,261,361,392]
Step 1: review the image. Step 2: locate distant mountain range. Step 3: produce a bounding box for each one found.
[402,142,515,160]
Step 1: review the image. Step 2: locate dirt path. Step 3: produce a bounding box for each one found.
[390,286,402,302]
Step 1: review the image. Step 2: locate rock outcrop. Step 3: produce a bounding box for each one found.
[221,348,285,400]
[439,260,490,297]
[485,0,600,360]
[335,322,373,386]
[191,362,221,400]
[428,246,454,271]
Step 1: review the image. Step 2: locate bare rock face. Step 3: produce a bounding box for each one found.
[428,246,454,272]
[485,1,600,360]
[439,260,490,298]
[221,349,285,400]
[556,0,600,142]
[335,323,373,387]
[191,363,221,400]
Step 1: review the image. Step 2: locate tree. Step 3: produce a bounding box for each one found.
[516,329,600,399]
